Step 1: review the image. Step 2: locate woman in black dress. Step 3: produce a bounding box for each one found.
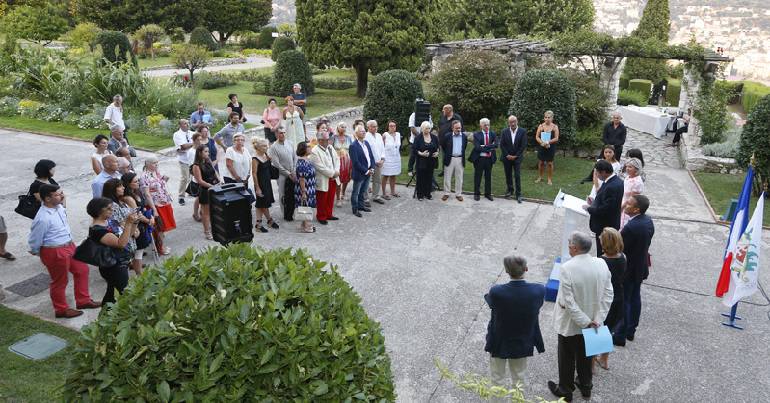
[226,93,246,123]
[191,144,220,240]
[251,137,278,233]
[30,159,60,204]
[535,110,559,185]
[412,121,439,200]
[596,227,627,371]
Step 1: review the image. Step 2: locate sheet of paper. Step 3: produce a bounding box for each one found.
[582,326,614,356]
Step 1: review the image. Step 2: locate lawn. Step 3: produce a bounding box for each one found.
[0,116,170,151]
[137,56,174,69]
[395,148,595,202]
[0,306,80,402]
[693,171,770,226]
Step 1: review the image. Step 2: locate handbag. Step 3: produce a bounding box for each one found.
[270,165,279,180]
[294,200,314,221]
[14,192,40,219]
[186,181,200,197]
[74,238,117,267]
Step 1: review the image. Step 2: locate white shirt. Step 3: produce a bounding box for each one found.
[408,113,433,144]
[173,129,193,164]
[358,140,371,168]
[224,146,252,180]
[103,103,125,131]
[364,131,385,162]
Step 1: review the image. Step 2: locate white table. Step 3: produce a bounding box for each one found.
[618,106,674,139]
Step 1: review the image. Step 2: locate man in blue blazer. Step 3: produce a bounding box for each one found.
[499,115,528,203]
[585,160,623,256]
[349,125,375,217]
[485,255,545,387]
[468,118,498,201]
[618,194,655,343]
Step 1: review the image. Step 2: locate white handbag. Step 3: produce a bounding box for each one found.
[294,202,314,221]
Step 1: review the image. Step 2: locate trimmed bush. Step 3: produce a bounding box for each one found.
[429,49,517,125]
[665,78,681,106]
[94,30,136,66]
[189,26,218,51]
[741,81,770,115]
[271,36,296,61]
[315,77,356,90]
[628,79,653,102]
[238,31,260,49]
[62,245,396,401]
[168,27,186,43]
[258,26,278,49]
[194,71,237,90]
[695,82,731,145]
[566,70,607,130]
[509,69,577,148]
[738,94,770,183]
[363,69,424,136]
[617,89,647,106]
[271,50,314,97]
[619,75,629,90]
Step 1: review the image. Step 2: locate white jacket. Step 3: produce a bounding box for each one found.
[553,253,614,337]
[308,144,340,192]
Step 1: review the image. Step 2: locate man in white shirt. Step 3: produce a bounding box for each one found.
[548,231,614,402]
[173,119,194,205]
[104,94,125,134]
[364,120,386,204]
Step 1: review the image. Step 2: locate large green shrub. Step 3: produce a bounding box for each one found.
[738,95,770,183]
[509,69,577,147]
[134,24,166,59]
[62,245,395,401]
[623,0,670,86]
[628,79,652,101]
[271,36,296,61]
[565,70,608,129]
[666,78,681,106]
[619,75,629,90]
[617,89,647,106]
[189,26,219,51]
[194,71,237,90]
[168,27,186,43]
[64,22,102,51]
[316,77,355,90]
[271,50,314,96]
[95,31,137,66]
[741,81,770,115]
[258,26,278,49]
[429,49,517,125]
[695,81,731,145]
[238,31,260,49]
[363,69,424,136]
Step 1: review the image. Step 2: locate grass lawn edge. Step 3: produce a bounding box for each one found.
[0,125,167,153]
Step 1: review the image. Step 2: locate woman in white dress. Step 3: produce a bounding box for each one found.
[380,120,402,199]
[282,96,305,147]
[91,134,113,175]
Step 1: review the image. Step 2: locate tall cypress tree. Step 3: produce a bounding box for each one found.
[623,0,671,95]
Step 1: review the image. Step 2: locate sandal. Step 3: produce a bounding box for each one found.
[0,252,16,261]
[382,195,391,200]
[161,247,171,255]
[336,200,342,207]
[392,193,400,198]
[267,219,279,229]
[204,231,213,240]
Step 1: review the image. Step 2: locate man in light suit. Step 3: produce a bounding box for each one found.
[548,231,614,402]
[499,115,527,203]
[349,125,375,217]
[309,131,340,224]
[485,255,545,387]
[468,118,498,201]
[585,160,624,256]
[617,194,655,343]
[441,120,467,202]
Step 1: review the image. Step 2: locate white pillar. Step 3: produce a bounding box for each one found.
[601,57,626,110]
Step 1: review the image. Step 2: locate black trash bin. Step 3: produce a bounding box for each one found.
[209,183,254,245]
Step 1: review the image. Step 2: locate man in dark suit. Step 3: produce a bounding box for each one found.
[485,255,545,387]
[618,194,655,343]
[499,115,527,203]
[349,125,375,217]
[584,160,623,256]
[469,118,498,201]
[441,120,468,202]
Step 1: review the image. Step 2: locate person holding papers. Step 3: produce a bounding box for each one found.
[535,110,560,185]
[548,231,614,402]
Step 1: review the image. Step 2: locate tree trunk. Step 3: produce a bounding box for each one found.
[189,69,195,84]
[354,62,369,98]
[218,32,230,47]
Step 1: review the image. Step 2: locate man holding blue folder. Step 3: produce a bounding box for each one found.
[548,232,614,402]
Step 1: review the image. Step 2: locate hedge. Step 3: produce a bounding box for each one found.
[94,30,136,66]
[738,94,770,182]
[363,69,424,137]
[617,89,647,106]
[665,78,681,106]
[628,79,653,102]
[741,81,770,115]
[271,36,296,62]
[62,245,396,401]
[509,69,577,148]
[315,77,355,90]
[271,50,314,96]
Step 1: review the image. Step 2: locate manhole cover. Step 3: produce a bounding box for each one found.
[9,333,68,360]
[6,273,50,297]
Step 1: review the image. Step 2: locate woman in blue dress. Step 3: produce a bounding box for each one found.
[294,141,317,233]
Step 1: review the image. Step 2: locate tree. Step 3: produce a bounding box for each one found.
[172,44,210,82]
[1,4,69,45]
[134,24,165,59]
[738,95,770,189]
[64,22,101,51]
[202,0,271,45]
[297,0,431,98]
[94,30,136,65]
[189,26,218,51]
[466,0,594,38]
[271,50,314,97]
[623,0,670,86]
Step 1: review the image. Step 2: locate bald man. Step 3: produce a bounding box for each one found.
[92,154,122,198]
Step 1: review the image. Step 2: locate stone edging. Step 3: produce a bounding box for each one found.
[244,106,364,138]
[142,57,249,71]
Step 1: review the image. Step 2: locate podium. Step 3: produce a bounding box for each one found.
[546,190,589,302]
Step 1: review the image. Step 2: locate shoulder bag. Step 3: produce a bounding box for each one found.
[14,191,40,219]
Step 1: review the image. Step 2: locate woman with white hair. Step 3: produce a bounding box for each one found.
[412,120,439,200]
[251,137,278,233]
[223,133,252,185]
[140,156,175,255]
[620,157,645,229]
[535,110,560,185]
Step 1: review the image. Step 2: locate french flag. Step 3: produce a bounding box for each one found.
[715,166,754,297]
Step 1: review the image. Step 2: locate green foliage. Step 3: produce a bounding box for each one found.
[741,81,770,115]
[203,0,272,44]
[258,26,278,49]
[628,79,652,100]
[1,3,69,44]
[241,48,272,58]
[717,81,742,105]
[738,94,770,183]
[95,30,136,66]
[695,81,731,145]
[271,50,314,97]
[435,359,559,402]
[296,0,431,97]
[573,123,605,154]
[666,78,681,106]
[467,0,594,38]
[189,26,218,51]
[617,89,648,106]
[238,31,260,49]
[619,75,629,90]
[194,71,237,90]
[134,24,166,59]
[624,58,668,87]
[703,121,740,158]
[64,22,101,51]
[363,69,424,136]
[270,36,296,61]
[172,44,211,82]
[168,27,186,43]
[429,50,516,125]
[509,69,577,147]
[565,70,608,129]
[623,0,670,90]
[552,29,706,61]
[62,245,396,401]
[315,77,355,90]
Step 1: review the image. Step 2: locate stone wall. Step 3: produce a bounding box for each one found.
[244,106,363,138]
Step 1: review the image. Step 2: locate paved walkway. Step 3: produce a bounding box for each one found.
[1,128,769,402]
[142,58,275,77]
[622,127,681,169]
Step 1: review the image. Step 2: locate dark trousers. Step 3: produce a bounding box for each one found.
[408,148,416,173]
[616,277,643,339]
[416,168,434,199]
[502,159,522,197]
[557,334,593,393]
[613,144,624,160]
[673,126,687,145]
[99,265,129,305]
[264,127,276,143]
[473,158,493,196]
[595,233,604,257]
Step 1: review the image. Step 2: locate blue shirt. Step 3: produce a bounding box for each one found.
[28,205,73,254]
[92,171,121,199]
[451,132,463,156]
[292,92,307,114]
[190,110,212,127]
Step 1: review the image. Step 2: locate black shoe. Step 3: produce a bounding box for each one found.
[353,211,362,217]
[548,381,572,402]
[504,191,512,198]
[474,195,480,201]
[360,207,372,212]
[425,195,432,200]
[328,216,339,220]
[417,197,424,201]
[178,198,186,206]
[574,379,592,398]
[268,220,279,229]
[517,196,523,204]
[318,219,328,225]
[485,195,494,201]
[257,226,268,233]
[364,202,372,208]
[613,338,626,347]
[626,334,635,341]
